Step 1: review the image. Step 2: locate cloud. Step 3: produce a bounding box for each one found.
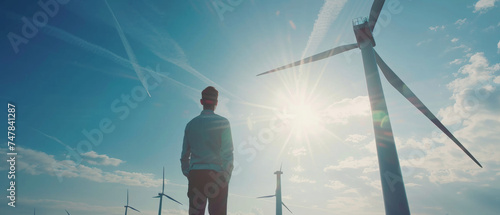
[289,174,316,184]
[302,0,348,56]
[289,147,307,156]
[323,96,370,124]
[449,58,464,65]
[345,134,367,143]
[81,151,124,166]
[416,39,433,47]
[387,52,500,184]
[451,38,459,43]
[429,25,445,31]
[497,40,500,53]
[324,180,346,190]
[454,18,467,26]
[293,165,305,172]
[0,147,169,188]
[474,0,498,13]
[323,156,377,173]
[289,20,296,30]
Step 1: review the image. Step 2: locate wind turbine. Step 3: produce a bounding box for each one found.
[257,164,293,215]
[257,1,482,214]
[124,189,140,215]
[153,167,183,215]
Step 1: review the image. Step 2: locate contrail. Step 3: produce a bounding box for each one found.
[33,128,71,148]
[126,10,243,101]
[41,25,199,95]
[105,0,151,97]
[301,0,348,58]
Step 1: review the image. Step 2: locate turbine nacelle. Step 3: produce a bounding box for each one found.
[353,17,376,48]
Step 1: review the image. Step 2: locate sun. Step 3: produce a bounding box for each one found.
[277,94,325,141]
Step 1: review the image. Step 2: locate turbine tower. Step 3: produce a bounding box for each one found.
[258,164,292,215]
[153,167,183,215]
[124,189,140,215]
[257,1,482,214]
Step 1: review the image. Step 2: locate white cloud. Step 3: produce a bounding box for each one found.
[289,174,316,184]
[449,58,464,65]
[451,38,459,43]
[289,147,307,156]
[454,18,467,26]
[345,134,367,143]
[416,39,433,47]
[474,0,498,13]
[324,156,378,173]
[82,151,124,166]
[302,0,348,56]
[497,40,500,53]
[388,53,500,184]
[293,165,305,172]
[0,147,167,188]
[429,25,445,31]
[324,180,346,190]
[323,96,370,124]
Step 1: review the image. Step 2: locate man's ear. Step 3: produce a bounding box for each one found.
[200,99,204,105]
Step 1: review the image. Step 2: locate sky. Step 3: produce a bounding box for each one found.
[0,0,499,214]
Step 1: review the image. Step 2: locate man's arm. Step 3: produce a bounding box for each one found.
[180,127,191,177]
[221,120,234,177]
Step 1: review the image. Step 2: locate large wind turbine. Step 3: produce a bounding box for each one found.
[257,1,482,214]
[153,167,183,215]
[124,189,140,215]
[258,165,293,215]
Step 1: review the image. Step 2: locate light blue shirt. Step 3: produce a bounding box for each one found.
[180,110,234,178]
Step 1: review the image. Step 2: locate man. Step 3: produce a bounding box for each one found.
[180,86,234,215]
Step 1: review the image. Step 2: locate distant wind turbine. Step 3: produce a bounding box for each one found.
[153,167,183,215]
[258,164,293,215]
[124,189,141,215]
[257,1,482,214]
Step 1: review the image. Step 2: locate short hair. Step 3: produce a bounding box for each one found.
[202,86,218,109]
[202,86,218,102]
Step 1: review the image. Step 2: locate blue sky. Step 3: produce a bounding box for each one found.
[1,0,499,214]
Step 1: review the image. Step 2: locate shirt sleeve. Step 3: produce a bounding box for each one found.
[180,126,191,177]
[221,120,234,177]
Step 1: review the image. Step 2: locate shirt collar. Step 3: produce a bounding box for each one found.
[201,109,215,115]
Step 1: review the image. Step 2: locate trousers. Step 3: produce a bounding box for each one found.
[188,170,229,215]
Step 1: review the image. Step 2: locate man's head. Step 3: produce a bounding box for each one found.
[201,86,218,110]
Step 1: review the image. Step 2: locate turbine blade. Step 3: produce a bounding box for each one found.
[127,189,129,205]
[257,43,358,76]
[282,202,293,214]
[280,162,283,172]
[163,194,183,205]
[65,209,71,215]
[257,195,275,198]
[128,206,141,213]
[368,0,386,32]
[153,195,160,198]
[373,50,482,168]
